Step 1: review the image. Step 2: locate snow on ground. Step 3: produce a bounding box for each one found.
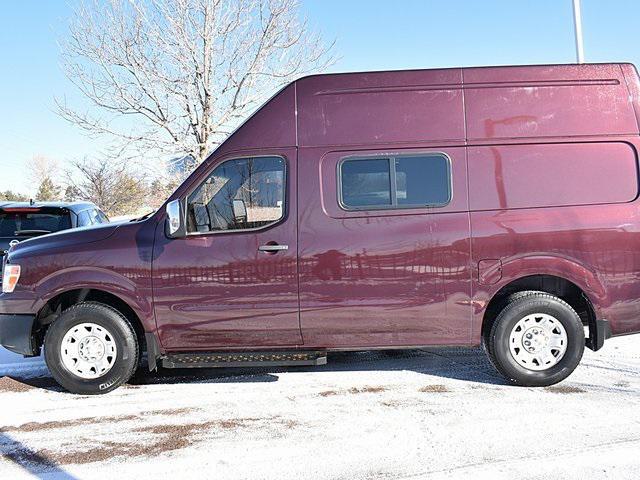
[0,336,639,480]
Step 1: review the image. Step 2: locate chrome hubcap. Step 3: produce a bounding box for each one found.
[60,323,117,379]
[509,313,568,371]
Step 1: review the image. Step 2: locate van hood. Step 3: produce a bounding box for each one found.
[9,222,120,256]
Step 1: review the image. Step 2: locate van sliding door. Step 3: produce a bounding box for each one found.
[297,146,472,347]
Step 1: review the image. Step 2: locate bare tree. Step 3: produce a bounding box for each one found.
[28,155,62,201]
[66,158,148,217]
[57,0,334,174]
[28,155,59,183]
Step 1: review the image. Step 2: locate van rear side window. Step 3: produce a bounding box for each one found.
[339,154,451,210]
[340,158,392,208]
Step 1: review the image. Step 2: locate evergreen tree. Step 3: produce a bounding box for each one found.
[35,177,61,201]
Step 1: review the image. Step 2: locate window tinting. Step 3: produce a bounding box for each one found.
[395,155,450,206]
[77,211,91,227]
[340,154,450,210]
[187,156,285,233]
[340,158,391,207]
[0,216,19,237]
[0,212,72,236]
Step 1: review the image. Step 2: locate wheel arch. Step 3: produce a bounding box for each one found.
[33,287,149,357]
[481,274,597,351]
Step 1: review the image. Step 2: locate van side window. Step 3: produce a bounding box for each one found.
[340,158,391,207]
[187,156,285,233]
[339,154,451,210]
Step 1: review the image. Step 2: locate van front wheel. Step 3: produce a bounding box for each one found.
[44,302,139,394]
[487,291,585,387]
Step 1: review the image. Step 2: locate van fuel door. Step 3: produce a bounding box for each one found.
[478,259,503,285]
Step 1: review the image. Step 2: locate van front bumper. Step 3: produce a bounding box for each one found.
[0,314,37,356]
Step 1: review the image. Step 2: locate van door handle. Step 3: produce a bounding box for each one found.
[258,244,289,253]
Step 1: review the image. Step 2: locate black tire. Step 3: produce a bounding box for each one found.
[486,291,585,387]
[44,302,139,395]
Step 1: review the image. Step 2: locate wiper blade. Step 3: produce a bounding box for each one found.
[14,229,52,235]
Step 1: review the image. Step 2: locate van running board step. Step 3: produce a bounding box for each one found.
[162,351,328,369]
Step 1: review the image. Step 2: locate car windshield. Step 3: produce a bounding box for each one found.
[0,211,72,237]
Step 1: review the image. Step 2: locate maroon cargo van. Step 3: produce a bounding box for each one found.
[2,63,640,394]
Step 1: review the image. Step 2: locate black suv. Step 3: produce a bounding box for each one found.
[0,202,109,257]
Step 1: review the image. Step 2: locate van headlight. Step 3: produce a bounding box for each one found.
[2,264,21,293]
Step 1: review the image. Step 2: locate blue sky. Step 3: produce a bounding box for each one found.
[1,0,638,194]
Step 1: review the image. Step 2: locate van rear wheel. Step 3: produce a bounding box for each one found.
[44,302,139,395]
[486,291,585,387]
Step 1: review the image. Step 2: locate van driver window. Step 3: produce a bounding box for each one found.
[187,156,285,233]
[340,153,451,210]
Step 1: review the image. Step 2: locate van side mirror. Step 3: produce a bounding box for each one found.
[166,199,186,238]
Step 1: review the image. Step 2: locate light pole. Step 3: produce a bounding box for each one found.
[572,0,585,63]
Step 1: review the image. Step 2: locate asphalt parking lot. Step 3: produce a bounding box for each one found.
[1,336,639,480]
